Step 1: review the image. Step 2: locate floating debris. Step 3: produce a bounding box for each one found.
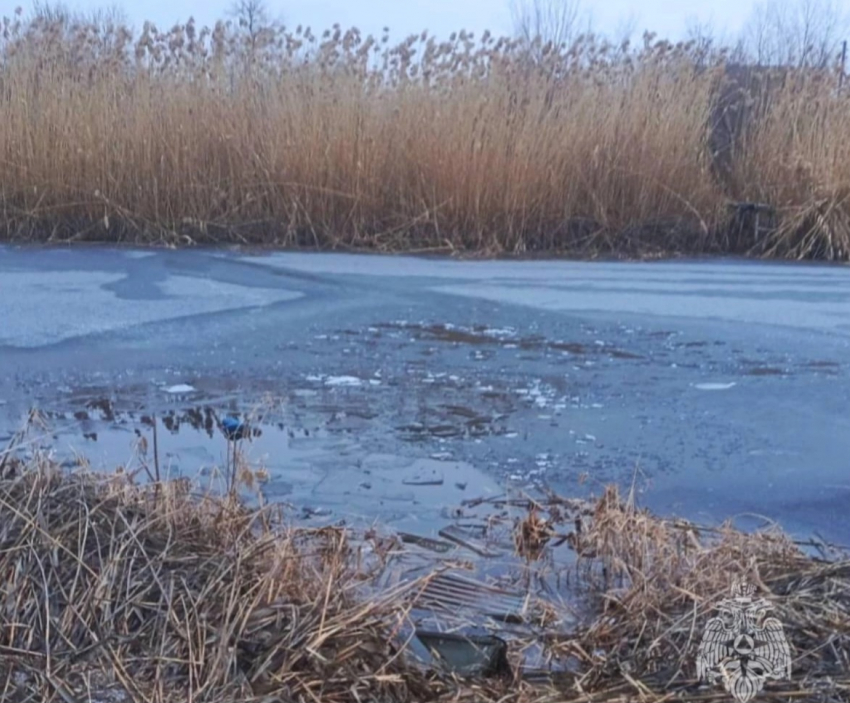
[301,505,332,519]
[438,525,504,558]
[403,470,444,486]
[164,383,196,394]
[305,373,361,386]
[744,366,786,376]
[219,415,248,441]
[694,382,737,391]
[514,506,556,561]
[326,375,363,387]
[398,532,455,553]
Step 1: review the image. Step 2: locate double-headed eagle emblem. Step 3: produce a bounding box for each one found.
[696,579,792,702]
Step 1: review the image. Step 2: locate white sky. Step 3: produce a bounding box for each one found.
[26,0,772,43]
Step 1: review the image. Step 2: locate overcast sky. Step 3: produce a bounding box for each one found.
[33,0,773,43]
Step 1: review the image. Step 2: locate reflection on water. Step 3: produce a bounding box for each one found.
[12,403,508,538]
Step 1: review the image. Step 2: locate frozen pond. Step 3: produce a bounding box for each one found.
[2,246,849,545]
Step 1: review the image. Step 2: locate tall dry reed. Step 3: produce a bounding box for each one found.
[728,67,850,259]
[1,8,848,258]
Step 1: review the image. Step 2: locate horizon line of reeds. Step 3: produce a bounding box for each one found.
[2,6,850,259]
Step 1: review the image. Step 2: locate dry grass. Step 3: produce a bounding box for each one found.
[0,443,847,703]
[0,453,448,703]
[742,84,850,260]
[3,8,849,259]
[555,485,850,701]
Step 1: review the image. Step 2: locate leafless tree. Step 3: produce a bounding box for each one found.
[684,17,748,66]
[740,0,849,67]
[612,12,638,48]
[229,0,270,39]
[684,17,718,65]
[509,0,585,62]
[229,0,284,55]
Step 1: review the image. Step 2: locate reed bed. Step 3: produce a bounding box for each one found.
[548,485,850,701]
[0,449,847,703]
[2,8,850,258]
[0,453,446,703]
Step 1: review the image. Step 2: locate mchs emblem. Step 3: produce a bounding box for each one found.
[696,579,792,702]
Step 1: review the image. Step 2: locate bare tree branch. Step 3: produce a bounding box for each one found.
[229,0,270,39]
[740,0,849,67]
[227,0,282,64]
[509,0,584,62]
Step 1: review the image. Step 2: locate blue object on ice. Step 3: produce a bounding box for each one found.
[220,415,247,441]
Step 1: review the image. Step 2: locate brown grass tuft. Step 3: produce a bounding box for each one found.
[0,452,847,702]
[552,485,850,700]
[0,455,442,702]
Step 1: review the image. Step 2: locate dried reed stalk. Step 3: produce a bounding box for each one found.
[0,452,846,703]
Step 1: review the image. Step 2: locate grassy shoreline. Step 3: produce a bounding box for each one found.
[3,10,850,260]
[0,449,847,703]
